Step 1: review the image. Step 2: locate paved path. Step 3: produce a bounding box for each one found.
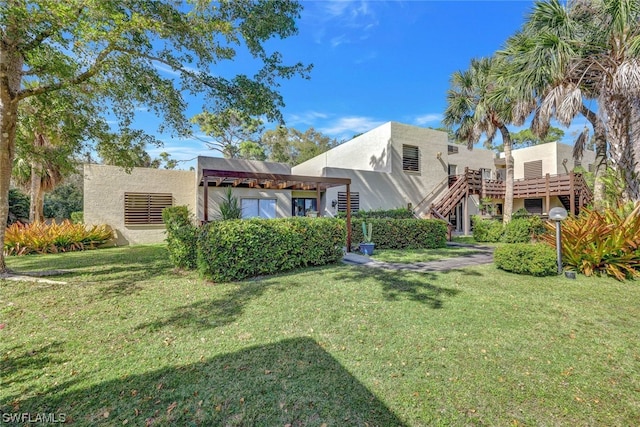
[342,243,495,273]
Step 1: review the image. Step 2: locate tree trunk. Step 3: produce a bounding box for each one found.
[0,41,24,272]
[606,95,639,203]
[500,125,514,223]
[581,106,607,210]
[29,163,43,222]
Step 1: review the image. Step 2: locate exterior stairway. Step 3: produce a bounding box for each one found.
[425,169,592,221]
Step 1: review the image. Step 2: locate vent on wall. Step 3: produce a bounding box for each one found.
[124,193,173,225]
[337,192,359,213]
[523,160,543,179]
[402,145,420,172]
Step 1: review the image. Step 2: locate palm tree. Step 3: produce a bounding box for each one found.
[443,56,526,223]
[501,0,640,204]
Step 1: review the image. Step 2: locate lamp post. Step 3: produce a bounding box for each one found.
[549,207,568,275]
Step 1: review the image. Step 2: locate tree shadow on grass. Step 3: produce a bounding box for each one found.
[133,265,327,333]
[1,337,407,426]
[335,266,461,309]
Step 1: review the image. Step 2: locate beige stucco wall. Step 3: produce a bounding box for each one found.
[295,122,496,218]
[293,122,393,175]
[511,142,597,179]
[196,157,292,221]
[83,164,195,245]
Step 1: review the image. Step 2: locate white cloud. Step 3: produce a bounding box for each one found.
[308,0,379,46]
[286,111,330,127]
[320,116,385,137]
[414,113,443,125]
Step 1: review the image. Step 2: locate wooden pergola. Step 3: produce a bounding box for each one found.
[199,169,353,251]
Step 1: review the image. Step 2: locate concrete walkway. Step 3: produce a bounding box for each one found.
[342,243,495,273]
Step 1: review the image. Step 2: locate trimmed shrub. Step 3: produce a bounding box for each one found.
[197,217,345,282]
[539,203,640,280]
[494,243,558,277]
[349,218,446,249]
[501,217,533,243]
[4,220,113,256]
[337,208,414,219]
[472,216,504,242]
[162,206,198,270]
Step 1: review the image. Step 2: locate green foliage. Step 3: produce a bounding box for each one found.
[192,109,264,159]
[472,216,504,242]
[539,203,640,281]
[494,243,558,276]
[337,208,414,219]
[473,214,545,243]
[197,218,345,282]
[218,187,242,220]
[70,211,84,224]
[361,222,373,243]
[43,178,83,220]
[4,220,113,256]
[262,126,341,166]
[162,206,198,270]
[349,219,446,250]
[8,188,29,225]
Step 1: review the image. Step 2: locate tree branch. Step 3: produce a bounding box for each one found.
[16,45,114,101]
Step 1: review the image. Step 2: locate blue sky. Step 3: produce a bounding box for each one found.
[143,0,588,169]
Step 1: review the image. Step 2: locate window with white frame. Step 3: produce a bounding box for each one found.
[241,198,276,219]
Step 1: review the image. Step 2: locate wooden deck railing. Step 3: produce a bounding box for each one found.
[426,170,592,219]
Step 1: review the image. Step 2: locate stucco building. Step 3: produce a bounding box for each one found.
[84,122,595,245]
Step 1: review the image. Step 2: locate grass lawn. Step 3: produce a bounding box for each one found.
[1,245,639,426]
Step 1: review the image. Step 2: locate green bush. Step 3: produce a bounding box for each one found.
[472,216,504,242]
[337,208,414,219]
[494,243,558,277]
[197,217,345,282]
[8,188,29,225]
[162,206,197,270]
[349,218,446,249]
[501,217,533,243]
[70,211,84,224]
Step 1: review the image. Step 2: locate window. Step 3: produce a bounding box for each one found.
[481,168,492,180]
[124,192,172,225]
[447,145,459,154]
[524,160,543,179]
[292,198,317,216]
[524,198,543,215]
[337,192,359,213]
[402,145,420,172]
[241,198,276,219]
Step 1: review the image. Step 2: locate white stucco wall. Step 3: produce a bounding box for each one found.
[83,164,195,245]
[511,142,597,179]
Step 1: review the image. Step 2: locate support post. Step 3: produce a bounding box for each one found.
[545,173,550,214]
[203,176,209,223]
[569,172,575,215]
[346,184,352,252]
[316,185,322,217]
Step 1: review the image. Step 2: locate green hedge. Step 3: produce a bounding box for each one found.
[473,215,546,243]
[494,243,558,277]
[197,217,345,282]
[337,208,414,219]
[163,206,198,270]
[350,218,447,249]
